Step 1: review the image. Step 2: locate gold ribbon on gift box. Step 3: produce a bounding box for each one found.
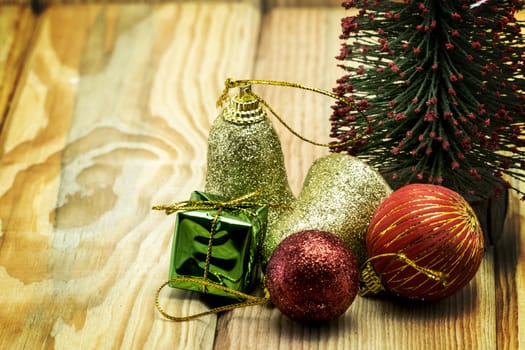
[153,191,287,321]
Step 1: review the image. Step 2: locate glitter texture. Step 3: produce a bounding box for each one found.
[266,230,359,323]
[204,86,295,256]
[263,154,392,265]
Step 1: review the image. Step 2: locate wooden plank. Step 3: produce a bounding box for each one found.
[495,177,525,350]
[213,7,503,349]
[264,0,341,9]
[495,10,525,349]
[517,181,525,350]
[0,5,37,130]
[1,3,523,349]
[0,2,261,348]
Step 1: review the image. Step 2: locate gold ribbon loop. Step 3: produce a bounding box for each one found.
[217,78,362,149]
[155,277,271,322]
[152,191,289,215]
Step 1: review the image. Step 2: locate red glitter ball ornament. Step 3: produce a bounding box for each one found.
[361,184,484,301]
[266,230,359,323]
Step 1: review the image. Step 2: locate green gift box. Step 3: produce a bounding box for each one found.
[168,191,268,299]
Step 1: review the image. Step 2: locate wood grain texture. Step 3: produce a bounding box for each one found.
[0,2,261,349]
[0,6,37,129]
[0,3,523,350]
[496,10,525,350]
[496,176,525,350]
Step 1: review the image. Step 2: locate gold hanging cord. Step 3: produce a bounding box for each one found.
[218,78,362,148]
[155,278,271,322]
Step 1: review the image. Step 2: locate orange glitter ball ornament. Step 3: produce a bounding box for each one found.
[360,184,485,301]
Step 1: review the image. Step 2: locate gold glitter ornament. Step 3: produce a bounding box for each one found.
[262,154,392,265]
[204,85,295,242]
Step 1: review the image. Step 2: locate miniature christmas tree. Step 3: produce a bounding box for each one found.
[330,0,525,201]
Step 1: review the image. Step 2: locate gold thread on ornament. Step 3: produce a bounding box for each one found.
[364,189,483,298]
[372,196,452,250]
[372,191,480,252]
[217,78,363,148]
[155,278,271,322]
[359,252,450,297]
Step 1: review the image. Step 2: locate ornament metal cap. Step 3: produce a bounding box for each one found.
[359,260,386,296]
[222,85,266,124]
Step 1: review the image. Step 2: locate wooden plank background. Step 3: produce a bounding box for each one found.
[0,2,523,349]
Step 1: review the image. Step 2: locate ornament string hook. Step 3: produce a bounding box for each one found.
[155,277,271,322]
[217,78,363,149]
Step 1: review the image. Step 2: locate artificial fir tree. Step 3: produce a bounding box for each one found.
[330,0,525,201]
